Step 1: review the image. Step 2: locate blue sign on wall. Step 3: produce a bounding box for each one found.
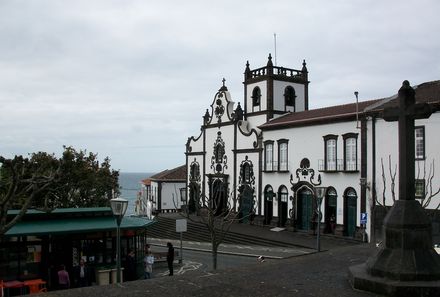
[360,212,368,224]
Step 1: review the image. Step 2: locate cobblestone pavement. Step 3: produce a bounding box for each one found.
[41,243,380,297]
[38,218,374,296]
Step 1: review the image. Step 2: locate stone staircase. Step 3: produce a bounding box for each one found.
[146,215,303,248]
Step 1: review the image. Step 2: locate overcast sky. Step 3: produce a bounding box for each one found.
[1,0,439,173]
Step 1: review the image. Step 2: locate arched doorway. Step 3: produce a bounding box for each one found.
[297,187,313,231]
[212,179,227,216]
[238,156,255,224]
[238,184,253,223]
[188,182,200,213]
[344,188,357,237]
[278,186,288,227]
[324,187,337,234]
[263,185,274,225]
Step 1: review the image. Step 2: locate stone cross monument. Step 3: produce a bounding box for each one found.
[350,80,440,296]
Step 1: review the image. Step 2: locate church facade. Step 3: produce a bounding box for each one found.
[185,54,440,241]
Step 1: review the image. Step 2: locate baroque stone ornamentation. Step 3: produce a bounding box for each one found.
[214,94,225,124]
[189,158,201,183]
[290,158,321,186]
[211,131,228,174]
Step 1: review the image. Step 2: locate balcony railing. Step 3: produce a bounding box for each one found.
[318,159,359,172]
[264,161,290,172]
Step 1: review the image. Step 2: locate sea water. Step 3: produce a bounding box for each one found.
[118,172,154,215]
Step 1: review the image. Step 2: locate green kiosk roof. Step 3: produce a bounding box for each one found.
[5,208,156,236]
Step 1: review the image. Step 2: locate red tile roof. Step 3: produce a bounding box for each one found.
[148,165,187,182]
[259,80,440,130]
[259,99,381,130]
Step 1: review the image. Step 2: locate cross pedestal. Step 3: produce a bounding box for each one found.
[349,81,440,296]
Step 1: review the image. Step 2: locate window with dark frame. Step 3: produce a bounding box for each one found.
[264,141,274,171]
[415,179,425,200]
[342,133,358,171]
[277,139,289,171]
[415,126,425,160]
[280,186,288,202]
[323,135,338,171]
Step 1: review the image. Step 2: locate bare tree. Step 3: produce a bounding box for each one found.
[173,183,253,270]
[378,155,397,207]
[416,159,440,209]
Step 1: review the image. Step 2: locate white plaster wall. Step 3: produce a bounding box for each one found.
[211,90,235,124]
[161,182,186,210]
[188,131,204,153]
[236,125,259,150]
[262,120,362,227]
[150,181,159,208]
[247,114,267,130]
[373,113,440,208]
[273,81,306,112]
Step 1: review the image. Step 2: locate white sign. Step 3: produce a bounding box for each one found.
[176,219,187,233]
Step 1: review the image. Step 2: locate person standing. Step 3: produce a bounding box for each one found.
[125,249,137,281]
[57,265,70,290]
[166,242,174,276]
[143,250,154,279]
[74,259,90,287]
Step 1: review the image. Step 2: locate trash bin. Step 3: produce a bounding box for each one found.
[110,268,124,284]
[95,268,111,286]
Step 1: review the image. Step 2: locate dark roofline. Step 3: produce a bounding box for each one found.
[259,79,440,130]
[259,99,380,130]
[149,164,186,182]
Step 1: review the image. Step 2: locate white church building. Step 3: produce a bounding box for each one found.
[185,54,440,241]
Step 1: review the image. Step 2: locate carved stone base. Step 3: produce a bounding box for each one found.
[350,200,440,296]
[349,263,440,297]
[367,200,440,281]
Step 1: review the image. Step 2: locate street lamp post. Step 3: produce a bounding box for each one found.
[110,197,128,284]
[314,186,326,252]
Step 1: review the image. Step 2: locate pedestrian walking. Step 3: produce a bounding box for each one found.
[57,264,70,290]
[167,242,174,276]
[143,250,154,279]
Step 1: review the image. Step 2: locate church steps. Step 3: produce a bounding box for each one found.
[146,215,307,249]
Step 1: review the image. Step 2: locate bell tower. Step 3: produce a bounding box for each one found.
[243,54,309,125]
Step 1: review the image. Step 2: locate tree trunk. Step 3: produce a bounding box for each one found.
[212,239,218,270]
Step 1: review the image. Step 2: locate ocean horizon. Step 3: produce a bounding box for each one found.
[119,172,154,215]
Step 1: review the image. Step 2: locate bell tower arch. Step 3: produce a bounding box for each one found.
[243,54,309,126]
